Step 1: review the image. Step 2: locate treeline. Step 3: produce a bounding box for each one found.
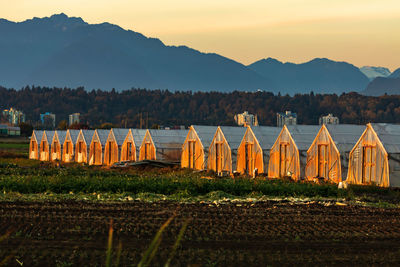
[1,86,400,128]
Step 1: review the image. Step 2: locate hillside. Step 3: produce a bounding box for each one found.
[0,14,270,92]
[364,77,400,96]
[2,86,400,128]
[247,58,370,95]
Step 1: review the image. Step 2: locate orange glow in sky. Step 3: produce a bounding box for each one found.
[1,0,399,70]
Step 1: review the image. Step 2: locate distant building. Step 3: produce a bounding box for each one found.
[2,108,25,125]
[234,111,259,126]
[69,113,80,126]
[277,111,297,127]
[40,112,56,129]
[319,114,339,125]
[0,124,20,136]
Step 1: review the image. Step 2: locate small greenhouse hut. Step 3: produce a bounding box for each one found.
[236,126,281,175]
[347,123,400,187]
[75,130,95,164]
[39,130,55,161]
[104,128,130,166]
[62,129,80,162]
[29,130,43,160]
[139,129,187,162]
[305,124,365,183]
[50,130,67,161]
[207,126,247,174]
[268,125,319,180]
[89,129,110,165]
[120,129,147,162]
[181,125,218,170]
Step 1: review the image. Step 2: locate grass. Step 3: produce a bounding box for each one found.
[0,141,29,158]
[0,143,29,149]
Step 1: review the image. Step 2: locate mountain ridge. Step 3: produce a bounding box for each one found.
[247,57,370,94]
[363,77,400,96]
[390,68,400,78]
[0,13,395,94]
[0,13,271,92]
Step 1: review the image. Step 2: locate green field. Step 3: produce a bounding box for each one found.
[0,156,399,206]
[0,142,29,149]
[0,138,29,158]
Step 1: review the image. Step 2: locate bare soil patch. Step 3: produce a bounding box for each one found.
[1,201,400,266]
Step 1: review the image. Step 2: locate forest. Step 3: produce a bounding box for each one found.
[1,86,400,128]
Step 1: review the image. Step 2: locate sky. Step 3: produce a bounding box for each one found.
[1,0,400,71]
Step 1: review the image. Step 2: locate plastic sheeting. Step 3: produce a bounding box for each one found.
[51,131,66,161]
[120,130,136,162]
[181,126,217,170]
[62,130,80,162]
[89,141,103,165]
[268,126,301,180]
[75,130,94,163]
[29,130,43,160]
[305,125,341,183]
[131,129,147,161]
[208,126,247,173]
[40,139,49,161]
[236,127,264,174]
[140,129,187,162]
[237,126,281,175]
[51,141,61,161]
[104,141,118,165]
[39,131,55,161]
[104,129,129,166]
[139,130,156,161]
[347,124,390,187]
[89,130,109,165]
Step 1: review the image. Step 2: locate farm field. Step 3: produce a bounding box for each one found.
[1,200,400,266]
[0,137,29,157]
[1,146,400,265]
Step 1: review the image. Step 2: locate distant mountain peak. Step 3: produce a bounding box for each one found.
[264,57,282,63]
[27,13,86,26]
[360,66,391,80]
[50,13,68,19]
[309,57,331,63]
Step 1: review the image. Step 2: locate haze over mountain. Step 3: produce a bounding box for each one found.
[362,67,400,96]
[359,66,391,80]
[363,77,400,96]
[248,58,370,95]
[0,13,384,94]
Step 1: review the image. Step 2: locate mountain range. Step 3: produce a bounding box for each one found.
[0,14,268,92]
[248,58,369,95]
[0,13,398,95]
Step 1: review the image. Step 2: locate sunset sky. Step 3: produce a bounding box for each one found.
[1,0,399,70]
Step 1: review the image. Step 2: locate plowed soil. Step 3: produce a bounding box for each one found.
[1,201,400,266]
